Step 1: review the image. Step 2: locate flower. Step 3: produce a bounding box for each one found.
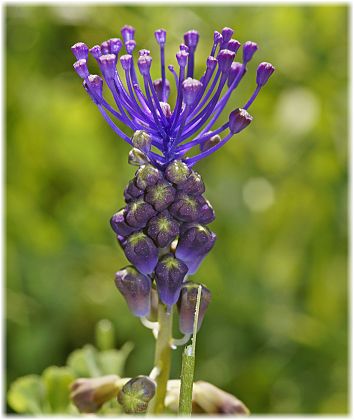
[72,25,274,169]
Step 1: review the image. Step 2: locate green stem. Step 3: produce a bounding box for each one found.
[148,303,173,414]
[178,285,202,415]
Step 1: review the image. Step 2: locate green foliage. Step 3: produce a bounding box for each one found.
[7,321,133,414]
[6,4,348,414]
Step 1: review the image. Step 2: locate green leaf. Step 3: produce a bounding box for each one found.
[42,366,75,413]
[97,342,134,376]
[67,345,101,378]
[7,375,45,414]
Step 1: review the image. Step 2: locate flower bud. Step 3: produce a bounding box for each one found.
[182,78,203,106]
[176,50,189,68]
[110,209,136,236]
[124,179,144,203]
[256,61,275,87]
[176,225,216,274]
[135,164,162,190]
[125,40,136,54]
[108,38,122,55]
[153,78,171,101]
[184,30,199,51]
[155,254,188,305]
[124,232,158,275]
[196,196,215,224]
[154,29,167,46]
[177,171,205,195]
[169,192,200,223]
[193,381,249,415]
[179,43,189,52]
[206,56,218,71]
[147,212,180,248]
[132,130,152,154]
[164,160,191,185]
[73,59,89,79]
[128,148,150,166]
[227,62,243,87]
[86,75,103,99]
[243,41,258,63]
[89,45,102,60]
[138,55,152,76]
[145,181,176,212]
[214,31,223,45]
[221,27,234,45]
[115,266,151,317]
[121,25,135,43]
[178,282,211,334]
[98,54,117,79]
[125,198,156,229]
[71,42,89,60]
[70,375,121,413]
[101,40,110,55]
[200,134,221,152]
[227,39,241,53]
[139,49,150,56]
[120,54,132,71]
[160,102,172,118]
[217,49,235,73]
[229,108,253,134]
[118,376,156,414]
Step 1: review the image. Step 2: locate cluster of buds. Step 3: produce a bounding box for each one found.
[71,23,274,333]
[112,130,212,332]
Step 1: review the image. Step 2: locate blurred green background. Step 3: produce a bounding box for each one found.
[6,4,348,415]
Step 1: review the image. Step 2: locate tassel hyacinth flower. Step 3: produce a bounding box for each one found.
[72,23,274,414]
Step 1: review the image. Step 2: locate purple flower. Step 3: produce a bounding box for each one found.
[72,25,274,168]
[124,232,158,275]
[115,266,151,317]
[147,212,180,248]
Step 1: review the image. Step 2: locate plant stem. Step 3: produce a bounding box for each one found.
[178,285,202,415]
[148,303,173,414]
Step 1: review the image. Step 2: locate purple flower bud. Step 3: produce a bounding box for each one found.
[164,160,191,185]
[110,209,137,236]
[229,108,253,134]
[155,254,188,306]
[179,43,189,52]
[176,224,216,274]
[145,181,176,212]
[200,133,221,152]
[135,164,162,190]
[217,49,235,73]
[73,59,89,79]
[128,148,150,167]
[124,179,144,203]
[159,102,172,119]
[139,49,151,56]
[177,171,205,195]
[147,212,180,248]
[176,50,189,68]
[221,27,234,44]
[118,376,156,414]
[125,40,136,54]
[153,78,171,101]
[196,196,215,224]
[137,55,152,76]
[124,231,158,275]
[71,42,89,60]
[98,54,117,79]
[256,61,275,87]
[125,198,156,229]
[206,56,218,71]
[131,130,152,154]
[227,39,241,53]
[89,45,102,60]
[108,38,122,55]
[115,266,151,317]
[101,40,110,55]
[154,29,167,45]
[184,30,199,51]
[243,41,258,63]
[169,192,199,223]
[117,234,127,250]
[182,78,203,106]
[121,25,135,43]
[227,62,243,87]
[120,54,132,71]
[178,282,211,334]
[214,31,223,44]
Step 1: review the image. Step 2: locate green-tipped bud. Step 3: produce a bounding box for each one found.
[128,147,150,166]
[200,134,222,152]
[132,130,152,154]
[164,160,191,185]
[145,181,176,211]
[147,212,180,248]
[117,376,156,414]
[70,375,121,413]
[135,164,162,190]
